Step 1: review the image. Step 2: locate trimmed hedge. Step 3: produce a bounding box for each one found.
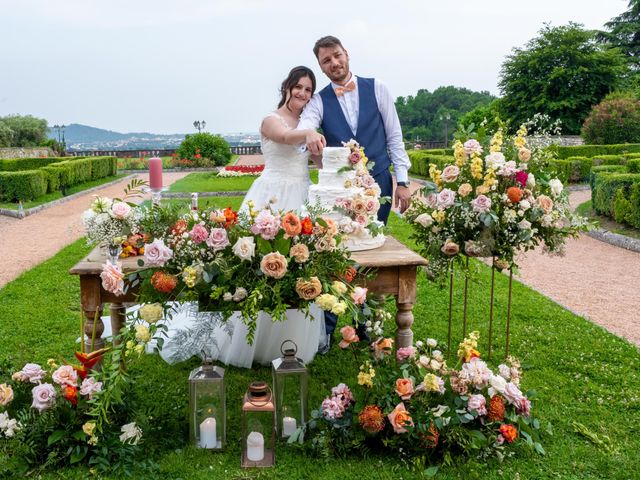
[548,157,592,184]
[0,156,117,201]
[0,156,76,172]
[592,173,640,226]
[591,154,627,165]
[407,151,454,177]
[628,159,640,173]
[555,144,640,159]
[589,165,628,190]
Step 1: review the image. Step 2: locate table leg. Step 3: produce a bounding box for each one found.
[80,275,104,353]
[110,303,126,347]
[396,266,417,348]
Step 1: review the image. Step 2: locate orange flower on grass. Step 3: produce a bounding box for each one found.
[507,186,523,203]
[282,212,302,238]
[395,378,414,400]
[464,348,481,362]
[488,394,506,422]
[387,402,414,434]
[63,385,78,406]
[338,326,359,348]
[372,337,394,359]
[499,424,518,443]
[151,271,178,294]
[359,405,385,433]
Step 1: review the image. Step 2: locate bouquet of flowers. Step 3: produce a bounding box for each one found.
[102,202,372,344]
[406,126,589,278]
[300,333,547,467]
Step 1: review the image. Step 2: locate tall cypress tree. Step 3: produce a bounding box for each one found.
[597,0,640,70]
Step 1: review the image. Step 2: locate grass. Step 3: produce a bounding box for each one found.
[575,199,640,240]
[1,205,640,479]
[169,169,319,193]
[0,174,128,210]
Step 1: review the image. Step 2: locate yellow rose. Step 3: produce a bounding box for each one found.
[316,293,338,311]
[332,281,348,295]
[134,325,151,343]
[139,303,163,324]
[331,301,347,316]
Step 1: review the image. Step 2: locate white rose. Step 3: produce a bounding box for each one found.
[498,364,511,380]
[518,219,531,230]
[519,199,531,211]
[110,201,132,220]
[549,178,563,197]
[232,287,248,302]
[484,152,505,170]
[432,350,444,362]
[414,213,433,228]
[526,173,536,188]
[232,236,256,261]
[427,338,438,348]
[489,374,507,396]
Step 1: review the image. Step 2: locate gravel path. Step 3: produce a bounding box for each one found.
[1,162,638,347]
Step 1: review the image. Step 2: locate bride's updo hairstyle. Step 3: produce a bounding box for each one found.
[278,66,316,110]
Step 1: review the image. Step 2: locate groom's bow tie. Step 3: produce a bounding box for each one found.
[334,81,356,96]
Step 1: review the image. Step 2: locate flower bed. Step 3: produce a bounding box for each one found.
[217,165,264,177]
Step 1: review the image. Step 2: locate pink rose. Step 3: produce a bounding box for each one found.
[463,139,483,155]
[338,326,359,348]
[52,365,78,387]
[365,198,380,214]
[100,262,125,296]
[517,397,531,417]
[355,214,368,226]
[251,210,281,240]
[518,148,531,162]
[351,286,367,305]
[32,383,57,412]
[467,394,487,416]
[471,194,492,213]
[396,346,416,361]
[441,240,460,256]
[536,195,554,214]
[436,189,456,209]
[19,363,46,384]
[206,227,230,252]
[348,151,361,165]
[441,165,460,183]
[189,224,209,244]
[361,175,376,188]
[503,382,524,405]
[110,201,131,219]
[143,238,173,267]
[424,193,438,209]
[80,377,103,399]
[395,378,415,400]
[259,251,288,279]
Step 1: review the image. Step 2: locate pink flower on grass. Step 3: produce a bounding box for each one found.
[338,326,359,348]
[321,397,345,419]
[467,394,487,416]
[143,238,173,267]
[101,262,125,296]
[18,363,46,384]
[517,397,531,417]
[331,383,354,407]
[32,383,56,413]
[52,365,78,387]
[503,382,524,405]
[189,224,209,244]
[396,346,416,361]
[206,228,230,251]
[80,377,103,399]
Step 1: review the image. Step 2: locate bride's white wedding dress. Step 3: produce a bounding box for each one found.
[109,112,325,368]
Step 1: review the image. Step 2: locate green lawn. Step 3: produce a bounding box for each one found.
[1,207,639,478]
[169,169,319,194]
[0,174,128,211]
[576,199,640,240]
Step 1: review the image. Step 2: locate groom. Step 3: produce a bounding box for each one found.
[298,35,412,352]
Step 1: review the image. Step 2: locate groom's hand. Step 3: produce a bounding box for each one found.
[306,131,326,156]
[394,185,412,213]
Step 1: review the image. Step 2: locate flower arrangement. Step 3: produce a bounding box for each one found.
[298,333,547,468]
[406,126,589,278]
[218,165,264,177]
[103,201,373,344]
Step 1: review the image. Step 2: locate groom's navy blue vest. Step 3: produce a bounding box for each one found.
[319,77,391,177]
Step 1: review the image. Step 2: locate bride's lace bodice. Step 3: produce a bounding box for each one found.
[260,113,310,181]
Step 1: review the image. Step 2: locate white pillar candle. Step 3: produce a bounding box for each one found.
[282,416,297,437]
[199,417,217,449]
[246,431,264,461]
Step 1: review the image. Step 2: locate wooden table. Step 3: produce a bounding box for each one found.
[69,236,428,352]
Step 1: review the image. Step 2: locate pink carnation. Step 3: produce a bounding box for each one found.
[331,383,353,407]
[250,210,281,240]
[189,224,209,244]
[100,261,125,296]
[80,377,103,399]
[321,397,345,419]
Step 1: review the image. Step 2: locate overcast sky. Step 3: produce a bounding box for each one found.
[0,0,627,135]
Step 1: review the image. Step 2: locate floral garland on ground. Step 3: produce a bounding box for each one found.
[406,125,590,279]
[295,332,547,469]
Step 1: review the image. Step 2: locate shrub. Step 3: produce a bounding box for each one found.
[591,154,626,165]
[0,170,48,201]
[628,159,640,173]
[0,156,74,172]
[592,173,640,217]
[589,165,628,190]
[176,133,231,167]
[407,151,453,178]
[612,188,634,223]
[548,157,593,183]
[581,95,640,144]
[554,144,640,159]
[628,183,640,228]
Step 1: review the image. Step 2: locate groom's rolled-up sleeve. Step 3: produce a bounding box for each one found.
[297,93,323,131]
[375,80,411,184]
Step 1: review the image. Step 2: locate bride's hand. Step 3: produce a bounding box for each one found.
[306,131,326,156]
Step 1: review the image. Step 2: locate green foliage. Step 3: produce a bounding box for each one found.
[591,172,640,224]
[395,86,495,142]
[548,157,593,183]
[597,0,640,71]
[499,23,629,134]
[0,114,49,147]
[590,154,627,165]
[407,152,453,177]
[581,94,640,144]
[0,156,81,172]
[0,169,48,201]
[554,143,640,158]
[627,158,640,172]
[175,133,232,167]
[589,165,628,189]
[458,99,505,134]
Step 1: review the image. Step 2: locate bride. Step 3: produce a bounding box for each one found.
[157,66,328,367]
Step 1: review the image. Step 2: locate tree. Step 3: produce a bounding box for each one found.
[395,86,495,141]
[581,92,640,144]
[458,99,504,135]
[176,132,232,166]
[0,121,14,147]
[0,114,49,147]
[498,23,629,134]
[597,0,640,71]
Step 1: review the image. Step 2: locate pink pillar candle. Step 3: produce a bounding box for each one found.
[148,157,163,190]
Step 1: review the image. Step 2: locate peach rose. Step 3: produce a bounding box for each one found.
[52,365,78,387]
[260,252,288,279]
[351,197,369,216]
[518,148,531,162]
[372,337,394,359]
[282,212,302,238]
[0,383,14,406]
[536,194,554,214]
[387,402,414,434]
[441,240,460,256]
[290,243,310,263]
[338,325,359,348]
[441,165,460,183]
[395,378,415,400]
[458,183,473,197]
[295,277,322,300]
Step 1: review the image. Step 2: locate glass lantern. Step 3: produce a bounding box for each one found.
[241,381,276,468]
[271,340,308,438]
[188,354,225,451]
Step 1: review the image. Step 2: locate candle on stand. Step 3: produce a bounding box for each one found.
[199,417,217,449]
[246,431,264,461]
[148,157,163,191]
[282,416,297,437]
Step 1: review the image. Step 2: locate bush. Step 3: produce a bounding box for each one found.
[589,165,628,190]
[549,157,593,183]
[0,156,75,172]
[176,133,231,167]
[628,159,640,173]
[581,95,640,144]
[407,151,453,178]
[554,144,640,159]
[592,173,640,218]
[0,170,48,201]
[591,154,626,165]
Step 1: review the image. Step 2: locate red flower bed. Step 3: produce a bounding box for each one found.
[223,165,264,174]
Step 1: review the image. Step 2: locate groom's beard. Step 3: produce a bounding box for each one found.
[326,63,350,85]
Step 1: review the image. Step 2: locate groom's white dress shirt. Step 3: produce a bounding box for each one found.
[297,74,412,183]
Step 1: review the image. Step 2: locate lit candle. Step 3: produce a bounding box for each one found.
[282,416,297,437]
[148,157,163,191]
[199,417,217,449]
[246,431,264,461]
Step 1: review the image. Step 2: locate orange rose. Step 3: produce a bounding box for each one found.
[63,385,78,406]
[300,217,313,235]
[282,212,302,238]
[387,402,414,434]
[507,187,523,203]
[395,378,414,400]
[290,243,310,263]
[342,266,357,283]
[372,337,394,359]
[499,424,518,443]
[295,277,322,300]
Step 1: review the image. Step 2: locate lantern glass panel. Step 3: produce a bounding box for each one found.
[189,364,225,450]
[272,342,308,437]
[241,382,275,468]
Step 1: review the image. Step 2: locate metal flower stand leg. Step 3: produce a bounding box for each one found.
[486,258,514,360]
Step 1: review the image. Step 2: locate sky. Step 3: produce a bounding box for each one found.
[0,0,627,135]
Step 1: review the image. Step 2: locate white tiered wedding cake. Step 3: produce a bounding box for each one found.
[308,145,385,252]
